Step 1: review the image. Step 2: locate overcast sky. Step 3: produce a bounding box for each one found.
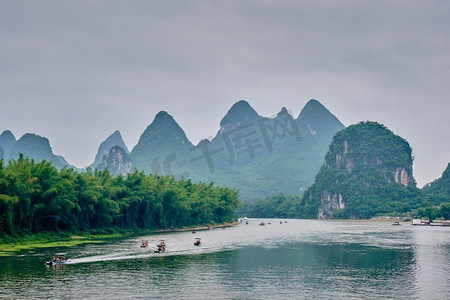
[1,0,449,187]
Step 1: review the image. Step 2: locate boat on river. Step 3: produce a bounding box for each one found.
[140,241,149,248]
[194,238,201,246]
[45,257,71,266]
[154,240,166,253]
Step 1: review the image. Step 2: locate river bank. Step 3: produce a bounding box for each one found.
[0,222,237,256]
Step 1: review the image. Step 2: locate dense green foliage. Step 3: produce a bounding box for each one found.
[238,194,302,218]
[0,156,239,238]
[421,163,450,205]
[415,203,450,220]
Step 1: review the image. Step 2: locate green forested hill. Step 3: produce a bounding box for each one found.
[239,129,450,219]
[301,121,421,219]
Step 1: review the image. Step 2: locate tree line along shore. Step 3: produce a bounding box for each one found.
[0,156,239,246]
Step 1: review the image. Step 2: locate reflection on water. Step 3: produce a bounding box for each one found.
[0,219,449,299]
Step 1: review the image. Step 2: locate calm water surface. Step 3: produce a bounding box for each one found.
[1,219,449,299]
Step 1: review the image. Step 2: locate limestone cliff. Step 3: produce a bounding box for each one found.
[97,145,133,176]
[90,130,129,169]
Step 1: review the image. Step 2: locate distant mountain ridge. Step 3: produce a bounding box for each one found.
[1,99,345,200]
[0,130,16,161]
[125,99,345,199]
[0,131,78,170]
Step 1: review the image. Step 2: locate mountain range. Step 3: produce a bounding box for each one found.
[1,99,345,200]
[0,130,76,170]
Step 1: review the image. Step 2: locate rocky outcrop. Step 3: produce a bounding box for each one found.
[98,145,133,176]
[394,167,410,187]
[90,130,129,169]
[318,191,345,219]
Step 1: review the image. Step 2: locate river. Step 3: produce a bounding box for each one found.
[1,219,449,299]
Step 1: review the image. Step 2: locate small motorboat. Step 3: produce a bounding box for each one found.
[154,240,166,253]
[192,229,196,234]
[140,241,149,248]
[194,238,201,246]
[392,221,401,226]
[259,222,265,226]
[45,257,70,266]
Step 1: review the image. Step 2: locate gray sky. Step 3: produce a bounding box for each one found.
[1,0,449,187]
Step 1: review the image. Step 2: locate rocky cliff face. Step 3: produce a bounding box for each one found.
[90,130,129,169]
[302,121,416,219]
[318,191,345,219]
[97,145,133,176]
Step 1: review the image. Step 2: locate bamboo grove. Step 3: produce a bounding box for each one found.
[0,155,239,237]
